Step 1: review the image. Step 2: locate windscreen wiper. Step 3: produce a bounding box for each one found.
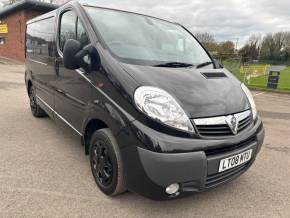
[196,61,213,69]
[154,62,194,68]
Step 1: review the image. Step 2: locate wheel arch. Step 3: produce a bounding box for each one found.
[83,118,109,155]
[27,80,32,94]
[81,101,134,155]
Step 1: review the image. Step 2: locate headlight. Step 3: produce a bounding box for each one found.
[134,86,194,133]
[241,83,257,120]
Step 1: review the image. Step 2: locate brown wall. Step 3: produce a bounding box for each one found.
[0,9,43,62]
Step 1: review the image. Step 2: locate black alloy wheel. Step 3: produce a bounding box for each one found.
[29,86,37,115]
[91,139,114,186]
[28,85,47,117]
[89,129,126,196]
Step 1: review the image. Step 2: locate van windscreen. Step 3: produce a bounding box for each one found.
[85,7,211,66]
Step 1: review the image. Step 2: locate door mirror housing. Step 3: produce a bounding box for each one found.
[213,59,223,69]
[63,39,101,72]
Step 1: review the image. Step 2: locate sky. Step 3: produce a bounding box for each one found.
[1,0,290,47]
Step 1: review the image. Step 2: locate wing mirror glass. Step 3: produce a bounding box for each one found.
[63,39,101,72]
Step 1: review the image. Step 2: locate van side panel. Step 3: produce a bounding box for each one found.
[26,16,56,117]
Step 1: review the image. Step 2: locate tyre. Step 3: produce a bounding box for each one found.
[89,128,126,196]
[28,85,47,117]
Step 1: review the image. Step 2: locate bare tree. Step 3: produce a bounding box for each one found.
[239,34,261,64]
[195,32,219,55]
[195,32,215,44]
[260,32,289,61]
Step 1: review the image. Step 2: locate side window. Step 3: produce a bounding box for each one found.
[77,18,89,48]
[26,17,55,59]
[59,10,90,53]
[59,10,77,52]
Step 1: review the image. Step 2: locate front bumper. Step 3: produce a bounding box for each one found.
[116,117,265,200]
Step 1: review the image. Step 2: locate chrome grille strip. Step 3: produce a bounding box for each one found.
[193,110,251,126]
[193,110,252,137]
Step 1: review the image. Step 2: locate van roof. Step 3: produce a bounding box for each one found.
[27,0,177,26]
[82,3,177,26]
[27,9,57,25]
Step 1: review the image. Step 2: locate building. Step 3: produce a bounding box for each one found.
[0,0,57,62]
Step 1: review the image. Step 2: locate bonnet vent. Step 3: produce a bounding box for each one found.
[201,72,227,79]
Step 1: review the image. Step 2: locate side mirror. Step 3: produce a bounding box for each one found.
[63,39,101,72]
[63,39,81,70]
[213,59,223,69]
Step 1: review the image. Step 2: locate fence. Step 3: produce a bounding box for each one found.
[222,58,290,92]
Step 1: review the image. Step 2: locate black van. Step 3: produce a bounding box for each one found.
[25,1,265,200]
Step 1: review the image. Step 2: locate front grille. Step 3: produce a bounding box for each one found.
[193,110,252,137]
[205,162,249,188]
[238,115,252,133]
[195,124,233,136]
[204,136,256,156]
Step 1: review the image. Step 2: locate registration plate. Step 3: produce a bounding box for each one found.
[218,149,252,172]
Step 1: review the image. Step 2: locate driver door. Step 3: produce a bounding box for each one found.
[54,9,91,135]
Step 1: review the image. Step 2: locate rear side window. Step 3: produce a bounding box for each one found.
[59,10,89,52]
[26,17,55,59]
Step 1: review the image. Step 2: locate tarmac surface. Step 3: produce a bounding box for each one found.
[0,62,289,217]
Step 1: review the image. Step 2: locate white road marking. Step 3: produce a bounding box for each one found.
[253,92,265,97]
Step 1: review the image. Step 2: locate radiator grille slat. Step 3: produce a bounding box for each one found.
[204,136,256,156]
[193,110,252,137]
[205,163,249,187]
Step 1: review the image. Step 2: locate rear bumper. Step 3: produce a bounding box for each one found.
[117,117,265,200]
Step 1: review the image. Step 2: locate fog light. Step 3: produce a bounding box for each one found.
[165,183,180,195]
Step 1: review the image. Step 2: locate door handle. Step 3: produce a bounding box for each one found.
[56,89,64,94]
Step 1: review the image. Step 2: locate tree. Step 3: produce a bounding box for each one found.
[195,32,219,55]
[260,32,289,62]
[8,0,16,4]
[195,32,215,44]
[217,41,235,60]
[281,33,290,64]
[239,34,261,64]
